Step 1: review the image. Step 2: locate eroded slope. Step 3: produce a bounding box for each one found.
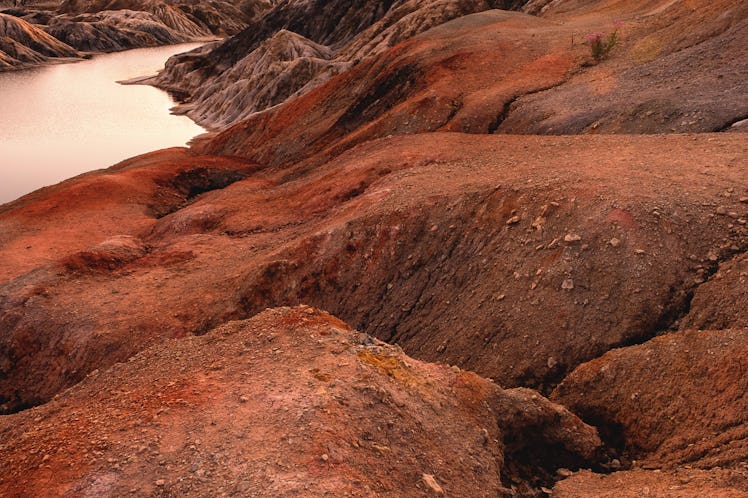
[0,306,600,497]
[0,12,79,68]
[1,133,745,414]
[551,327,748,497]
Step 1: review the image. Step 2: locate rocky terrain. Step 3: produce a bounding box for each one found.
[150,0,747,132]
[0,306,603,496]
[0,0,272,69]
[0,11,80,68]
[146,0,538,127]
[1,0,747,496]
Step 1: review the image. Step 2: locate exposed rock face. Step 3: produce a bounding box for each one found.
[0,12,79,69]
[552,328,748,469]
[0,306,600,496]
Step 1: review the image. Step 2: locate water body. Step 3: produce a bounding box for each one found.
[0,43,205,205]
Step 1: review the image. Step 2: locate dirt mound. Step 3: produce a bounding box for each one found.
[1,133,745,414]
[552,328,748,469]
[0,306,600,497]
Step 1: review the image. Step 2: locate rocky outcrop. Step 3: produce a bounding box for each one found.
[0,306,600,497]
[0,13,80,69]
[197,9,576,159]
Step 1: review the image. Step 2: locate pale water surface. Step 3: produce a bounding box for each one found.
[0,43,205,205]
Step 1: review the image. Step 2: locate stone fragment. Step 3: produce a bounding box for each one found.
[422,474,444,495]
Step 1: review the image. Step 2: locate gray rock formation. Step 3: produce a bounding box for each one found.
[0,12,80,69]
[1,0,275,70]
[148,0,530,129]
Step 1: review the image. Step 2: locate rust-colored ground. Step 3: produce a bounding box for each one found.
[1,0,746,496]
[0,306,602,497]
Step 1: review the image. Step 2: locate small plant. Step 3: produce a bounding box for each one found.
[586,30,618,62]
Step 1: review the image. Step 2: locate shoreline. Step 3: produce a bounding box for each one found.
[0,41,208,205]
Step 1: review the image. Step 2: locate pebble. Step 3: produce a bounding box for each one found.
[506,215,520,225]
[739,196,748,203]
[561,278,574,290]
[609,237,621,247]
[556,468,573,478]
[155,480,165,487]
[564,233,581,242]
[422,474,444,495]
